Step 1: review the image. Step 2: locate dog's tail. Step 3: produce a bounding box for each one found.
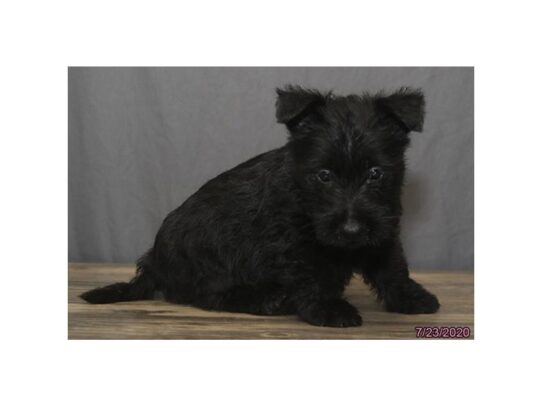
[80,251,156,304]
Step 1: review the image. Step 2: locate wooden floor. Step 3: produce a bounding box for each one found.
[68,263,474,339]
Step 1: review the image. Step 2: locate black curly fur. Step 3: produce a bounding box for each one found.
[81,86,440,327]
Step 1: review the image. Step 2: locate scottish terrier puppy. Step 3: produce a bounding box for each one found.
[81,85,440,327]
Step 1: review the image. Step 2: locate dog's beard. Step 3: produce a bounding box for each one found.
[310,210,398,249]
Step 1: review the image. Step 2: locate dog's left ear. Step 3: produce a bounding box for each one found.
[275,85,327,128]
[376,88,425,132]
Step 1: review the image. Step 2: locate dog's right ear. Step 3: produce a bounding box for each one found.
[275,86,327,129]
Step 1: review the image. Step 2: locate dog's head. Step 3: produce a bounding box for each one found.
[276,85,425,249]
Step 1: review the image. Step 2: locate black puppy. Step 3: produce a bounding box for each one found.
[81,85,440,327]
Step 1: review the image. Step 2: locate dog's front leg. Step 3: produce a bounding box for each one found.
[360,240,440,314]
[290,273,362,328]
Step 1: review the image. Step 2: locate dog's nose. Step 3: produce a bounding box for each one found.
[343,220,360,235]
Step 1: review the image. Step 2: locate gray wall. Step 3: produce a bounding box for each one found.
[68,67,474,271]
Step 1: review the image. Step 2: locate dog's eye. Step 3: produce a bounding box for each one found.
[317,169,332,183]
[368,166,383,181]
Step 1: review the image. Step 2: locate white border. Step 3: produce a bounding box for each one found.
[2,1,541,406]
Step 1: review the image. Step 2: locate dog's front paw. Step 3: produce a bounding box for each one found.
[299,299,362,327]
[259,289,292,315]
[384,279,440,314]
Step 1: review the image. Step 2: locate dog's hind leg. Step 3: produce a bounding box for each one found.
[193,283,294,316]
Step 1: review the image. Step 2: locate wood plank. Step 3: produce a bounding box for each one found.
[68,263,474,339]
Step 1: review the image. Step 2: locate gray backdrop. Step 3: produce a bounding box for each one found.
[68,67,473,271]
